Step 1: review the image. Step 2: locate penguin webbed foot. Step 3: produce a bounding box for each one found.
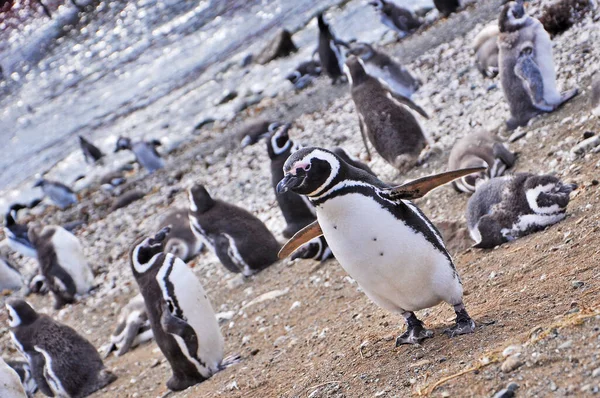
[396,312,433,346]
[443,305,476,337]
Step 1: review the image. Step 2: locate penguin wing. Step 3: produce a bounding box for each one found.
[387,166,487,199]
[278,221,323,259]
[160,303,199,356]
[28,351,54,397]
[357,114,372,161]
[385,88,429,118]
[514,49,555,112]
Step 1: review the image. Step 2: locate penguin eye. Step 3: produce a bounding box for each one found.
[305,164,311,171]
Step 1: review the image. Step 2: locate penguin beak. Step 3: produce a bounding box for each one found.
[277,174,302,194]
[149,226,171,245]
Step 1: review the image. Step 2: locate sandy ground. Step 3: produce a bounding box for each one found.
[1,1,600,397]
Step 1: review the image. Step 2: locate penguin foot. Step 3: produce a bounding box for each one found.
[167,375,204,391]
[443,304,476,337]
[396,312,433,346]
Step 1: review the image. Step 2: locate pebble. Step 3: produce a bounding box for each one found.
[493,382,519,398]
[501,357,523,373]
[592,367,600,378]
[502,345,522,358]
[558,340,573,349]
[571,280,584,289]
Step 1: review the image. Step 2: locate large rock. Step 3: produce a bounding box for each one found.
[255,29,298,65]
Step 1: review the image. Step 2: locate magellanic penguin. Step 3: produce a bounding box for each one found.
[0,257,23,291]
[347,42,420,98]
[286,60,322,90]
[158,208,204,262]
[130,227,238,391]
[5,359,37,397]
[78,135,104,164]
[498,1,578,130]
[369,0,422,37]
[4,204,37,258]
[448,130,517,193]
[0,357,27,398]
[114,136,164,172]
[466,173,576,248]
[5,299,117,397]
[28,224,94,309]
[434,0,460,17]
[472,24,500,78]
[33,179,78,209]
[316,13,349,85]
[592,73,600,117]
[277,147,483,345]
[345,56,429,171]
[188,185,280,275]
[103,294,153,358]
[238,120,280,148]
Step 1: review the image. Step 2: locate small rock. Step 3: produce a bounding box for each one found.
[493,382,519,398]
[289,301,301,311]
[226,380,239,391]
[549,380,558,391]
[571,136,600,155]
[571,280,584,289]
[501,356,523,373]
[558,340,573,349]
[215,90,238,105]
[502,345,522,357]
[591,367,600,378]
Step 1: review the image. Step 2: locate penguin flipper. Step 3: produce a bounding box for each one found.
[387,166,487,199]
[514,49,555,112]
[116,318,144,356]
[385,89,429,118]
[357,115,372,161]
[279,221,323,259]
[160,305,200,357]
[29,352,54,397]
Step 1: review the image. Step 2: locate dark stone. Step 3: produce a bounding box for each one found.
[194,117,216,131]
[255,29,298,65]
[583,131,595,139]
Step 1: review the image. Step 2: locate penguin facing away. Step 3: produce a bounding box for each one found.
[103,294,153,358]
[4,204,37,258]
[316,13,348,84]
[448,130,516,193]
[78,135,104,164]
[187,185,280,276]
[115,136,164,172]
[277,147,484,345]
[0,257,23,291]
[5,359,37,397]
[0,357,27,398]
[5,299,117,398]
[466,173,576,248]
[498,1,578,130]
[158,208,204,262]
[345,56,429,172]
[592,73,600,116]
[434,0,460,17]
[472,24,500,78]
[28,224,94,309]
[33,179,78,210]
[130,227,237,391]
[369,0,422,37]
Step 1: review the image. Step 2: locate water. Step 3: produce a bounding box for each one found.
[0,0,431,210]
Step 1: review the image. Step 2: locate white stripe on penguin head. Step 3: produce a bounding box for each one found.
[291,149,341,197]
[270,127,293,156]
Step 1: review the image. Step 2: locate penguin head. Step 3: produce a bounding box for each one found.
[344,56,369,86]
[277,147,343,197]
[33,179,46,188]
[523,175,576,214]
[188,184,216,213]
[267,123,293,159]
[131,227,171,274]
[317,13,328,32]
[499,1,528,33]
[5,299,38,327]
[114,136,132,152]
[346,42,375,61]
[368,0,384,11]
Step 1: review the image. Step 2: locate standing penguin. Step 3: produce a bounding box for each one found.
[0,257,23,291]
[498,1,578,130]
[188,185,280,275]
[78,135,104,164]
[5,299,116,397]
[316,13,348,84]
[347,42,420,98]
[28,224,94,309]
[369,0,422,37]
[103,294,153,358]
[4,204,37,258]
[277,148,482,345]
[592,73,600,116]
[466,173,576,248]
[434,0,460,17]
[473,24,500,78]
[158,208,204,262]
[33,179,78,209]
[130,227,237,391]
[0,357,27,398]
[448,130,516,193]
[114,136,164,172]
[345,56,429,171]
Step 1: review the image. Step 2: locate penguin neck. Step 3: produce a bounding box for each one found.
[308,165,386,205]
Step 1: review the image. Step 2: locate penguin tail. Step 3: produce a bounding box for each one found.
[220,354,241,370]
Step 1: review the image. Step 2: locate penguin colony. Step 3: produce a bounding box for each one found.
[1,1,592,395]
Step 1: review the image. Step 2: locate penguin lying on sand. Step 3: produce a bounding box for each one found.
[158,208,204,262]
[0,357,27,398]
[115,136,164,172]
[369,0,422,37]
[103,294,153,358]
[33,179,78,209]
[467,173,576,248]
[315,13,349,85]
[277,147,483,345]
[78,135,104,164]
[473,24,500,78]
[6,299,117,398]
[286,60,322,90]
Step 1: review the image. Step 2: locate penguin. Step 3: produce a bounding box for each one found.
[0,357,27,398]
[592,73,600,116]
[5,360,37,397]
[114,136,164,172]
[33,179,78,209]
[286,60,322,90]
[276,147,482,345]
[538,0,596,36]
[0,257,23,291]
[345,56,429,171]
[347,42,420,98]
[473,24,500,78]
[5,299,117,397]
[130,227,237,391]
[315,13,348,84]
[434,0,460,17]
[28,224,94,309]
[498,1,578,130]
[448,130,517,193]
[369,0,422,37]
[188,185,280,276]
[238,120,280,148]
[103,294,153,358]
[4,204,37,258]
[158,208,204,262]
[78,135,104,164]
[466,173,576,248]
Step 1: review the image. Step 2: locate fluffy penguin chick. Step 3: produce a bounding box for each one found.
[130,228,237,391]
[188,185,280,275]
[466,173,576,248]
[472,24,500,78]
[159,208,204,262]
[33,179,77,209]
[0,357,27,398]
[114,136,164,172]
[592,73,600,116]
[369,0,422,37]
[104,294,153,358]
[277,147,476,345]
[346,56,429,172]
[6,299,116,398]
[498,1,578,130]
[448,130,516,193]
[78,135,104,164]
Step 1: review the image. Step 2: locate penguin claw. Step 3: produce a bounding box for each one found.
[443,318,476,338]
[395,325,433,346]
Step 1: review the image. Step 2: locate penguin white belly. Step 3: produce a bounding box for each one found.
[532,22,561,103]
[52,228,94,295]
[316,194,461,312]
[0,358,27,398]
[156,256,224,377]
[35,346,69,398]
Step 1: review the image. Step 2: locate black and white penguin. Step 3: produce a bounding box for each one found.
[188,185,280,275]
[434,0,460,17]
[345,56,429,171]
[158,208,204,262]
[114,136,164,172]
[33,179,78,209]
[498,1,578,130]
[4,204,37,258]
[369,0,422,37]
[130,227,237,391]
[103,294,153,358]
[78,135,104,164]
[0,357,27,398]
[347,42,420,98]
[5,299,117,397]
[286,60,322,90]
[473,24,500,78]
[28,224,94,309]
[448,130,516,193]
[466,173,576,248]
[5,359,37,397]
[0,257,23,291]
[316,13,348,85]
[277,148,481,345]
[238,120,280,148]
[592,73,599,116]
